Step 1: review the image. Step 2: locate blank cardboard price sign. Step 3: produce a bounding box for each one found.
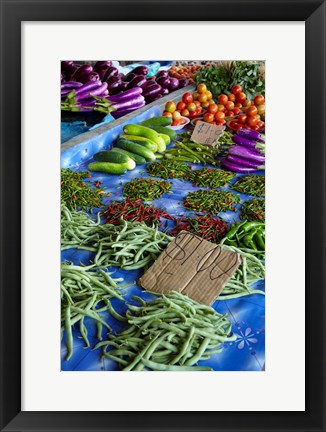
[190,121,225,146]
[138,231,241,305]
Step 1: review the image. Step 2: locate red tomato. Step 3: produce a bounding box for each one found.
[207,103,218,114]
[216,120,226,126]
[238,114,247,124]
[251,124,260,131]
[187,102,197,112]
[182,92,193,104]
[203,112,215,123]
[198,93,207,103]
[254,94,265,106]
[227,93,236,102]
[225,111,234,117]
[243,125,251,129]
[229,120,239,128]
[172,111,182,120]
[165,101,176,113]
[257,120,265,129]
[242,98,252,108]
[235,102,242,108]
[218,94,228,105]
[215,111,225,122]
[225,101,235,111]
[247,105,258,117]
[231,84,242,95]
[181,109,190,116]
[194,100,201,108]
[163,111,173,118]
[193,91,199,100]
[246,116,258,127]
[233,107,240,115]
[236,92,247,103]
[217,104,225,112]
[201,102,210,109]
[177,101,186,111]
[197,83,207,93]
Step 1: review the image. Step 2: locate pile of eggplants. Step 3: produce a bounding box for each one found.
[221,129,266,173]
[61,61,189,116]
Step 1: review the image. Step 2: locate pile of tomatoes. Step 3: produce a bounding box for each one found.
[227,90,265,131]
[168,64,202,82]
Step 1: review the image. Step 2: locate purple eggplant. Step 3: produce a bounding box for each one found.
[115,81,129,92]
[227,155,263,170]
[107,77,122,93]
[106,87,143,102]
[77,72,100,84]
[178,78,189,88]
[228,145,265,164]
[111,95,145,111]
[168,77,179,90]
[95,66,110,80]
[232,134,258,147]
[112,101,146,118]
[156,70,169,78]
[156,76,170,88]
[130,65,149,76]
[237,128,265,142]
[103,66,119,82]
[222,158,261,173]
[161,87,169,95]
[145,93,163,104]
[93,61,112,71]
[61,60,74,69]
[142,83,162,98]
[75,80,102,95]
[123,73,137,82]
[72,64,93,80]
[127,75,147,89]
[61,81,83,89]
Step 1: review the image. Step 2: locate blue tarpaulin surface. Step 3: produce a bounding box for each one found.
[61,108,265,372]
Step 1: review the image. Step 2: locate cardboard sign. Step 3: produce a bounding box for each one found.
[138,231,241,306]
[190,121,225,146]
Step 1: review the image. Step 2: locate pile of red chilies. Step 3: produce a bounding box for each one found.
[103,198,173,227]
[171,215,228,244]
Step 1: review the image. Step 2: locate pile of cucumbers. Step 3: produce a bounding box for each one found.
[88,116,177,175]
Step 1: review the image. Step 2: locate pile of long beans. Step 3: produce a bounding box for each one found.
[241,198,265,221]
[95,291,236,371]
[184,189,241,214]
[61,206,173,270]
[220,220,265,259]
[219,244,265,300]
[216,130,234,157]
[123,178,172,200]
[186,168,235,188]
[61,262,126,361]
[61,168,105,211]
[231,175,265,197]
[171,215,228,243]
[146,159,192,179]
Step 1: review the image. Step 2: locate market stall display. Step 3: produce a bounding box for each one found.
[61,60,266,372]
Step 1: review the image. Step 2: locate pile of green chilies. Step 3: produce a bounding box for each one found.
[231,175,265,197]
[184,189,241,214]
[216,130,234,157]
[61,168,105,211]
[162,132,219,165]
[220,244,265,299]
[123,178,171,200]
[103,198,173,227]
[241,198,265,221]
[95,291,236,371]
[146,159,192,179]
[186,168,235,188]
[61,262,126,361]
[171,215,228,243]
[61,206,173,270]
[220,220,265,259]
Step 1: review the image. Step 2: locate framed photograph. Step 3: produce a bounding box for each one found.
[1,0,325,431]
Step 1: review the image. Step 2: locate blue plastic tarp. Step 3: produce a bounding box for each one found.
[61,108,265,371]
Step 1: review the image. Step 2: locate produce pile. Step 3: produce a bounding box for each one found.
[61,60,266,371]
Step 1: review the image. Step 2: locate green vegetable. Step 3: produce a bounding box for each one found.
[117,137,157,153]
[116,139,156,162]
[230,61,265,99]
[149,125,177,141]
[146,159,192,179]
[111,147,146,165]
[93,150,129,164]
[184,189,241,214]
[241,198,265,221]
[186,168,235,188]
[123,178,171,200]
[158,133,170,146]
[123,124,166,152]
[195,66,231,99]
[95,291,236,371]
[141,116,173,127]
[88,162,128,175]
[222,220,265,259]
[231,175,265,197]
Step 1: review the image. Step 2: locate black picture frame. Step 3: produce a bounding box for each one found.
[0,0,325,431]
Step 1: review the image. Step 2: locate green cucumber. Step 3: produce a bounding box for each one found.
[88,162,127,175]
[148,125,177,141]
[116,140,156,162]
[123,124,164,151]
[93,150,129,164]
[140,116,173,127]
[111,148,146,165]
[118,136,157,152]
[158,133,170,145]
